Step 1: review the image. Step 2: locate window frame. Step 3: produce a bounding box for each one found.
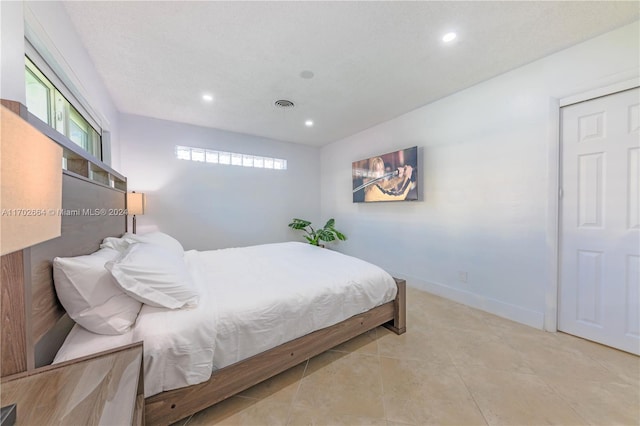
[24,64,54,124]
[24,47,104,161]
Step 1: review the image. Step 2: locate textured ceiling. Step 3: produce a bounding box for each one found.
[63,1,639,146]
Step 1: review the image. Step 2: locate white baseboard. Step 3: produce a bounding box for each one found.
[389,270,545,330]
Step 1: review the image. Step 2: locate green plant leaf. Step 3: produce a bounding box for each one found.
[324,218,335,229]
[289,218,346,245]
[334,230,347,241]
[316,229,337,242]
[288,218,311,230]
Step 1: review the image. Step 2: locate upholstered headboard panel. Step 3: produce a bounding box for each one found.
[28,172,127,367]
[1,160,127,374]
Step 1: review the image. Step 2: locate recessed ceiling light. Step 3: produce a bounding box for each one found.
[305,120,314,127]
[202,94,214,102]
[442,32,457,43]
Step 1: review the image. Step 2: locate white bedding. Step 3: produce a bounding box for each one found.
[54,242,397,397]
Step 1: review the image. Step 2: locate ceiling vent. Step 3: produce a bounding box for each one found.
[274,99,295,109]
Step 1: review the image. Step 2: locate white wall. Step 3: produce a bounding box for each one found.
[0,1,26,104]
[0,1,121,169]
[321,21,640,329]
[119,113,321,250]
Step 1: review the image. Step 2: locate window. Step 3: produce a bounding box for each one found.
[25,64,53,123]
[231,153,243,166]
[273,158,286,170]
[205,150,218,163]
[25,57,102,160]
[191,148,205,162]
[176,146,191,160]
[175,145,287,170]
[219,151,231,165]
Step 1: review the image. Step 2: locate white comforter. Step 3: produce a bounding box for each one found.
[54,242,397,397]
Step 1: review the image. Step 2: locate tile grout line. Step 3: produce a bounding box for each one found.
[374,327,389,424]
[567,338,640,385]
[534,372,596,425]
[450,362,490,425]
[283,358,309,426]
[445,319,491,426]
[457,313,595,426]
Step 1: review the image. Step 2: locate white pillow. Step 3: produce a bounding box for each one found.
[53,248,142,335]
[106,243,199,309]
[100,232,184,257]
[100,236,131,252]
[123,232,184,257]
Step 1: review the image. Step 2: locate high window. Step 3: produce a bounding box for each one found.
[176,145,287,170]
[25,57,102,160]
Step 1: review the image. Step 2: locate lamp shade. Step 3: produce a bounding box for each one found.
[1,105,63,255]
[127,192,145,215]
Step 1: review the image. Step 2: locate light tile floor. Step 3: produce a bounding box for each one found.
[173,286,639,425]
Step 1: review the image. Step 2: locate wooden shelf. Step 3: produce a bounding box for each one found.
[63,149,89,178]
[21,107,127,190]
[1,99,127,193]
[89,163,110,186]
[112,175,127,191]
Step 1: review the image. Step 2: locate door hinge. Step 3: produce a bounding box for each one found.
[559,187,564,199]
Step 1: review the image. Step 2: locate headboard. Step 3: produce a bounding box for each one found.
[30,173,127,367]
[2,172,127,373]
[0,100,127,374]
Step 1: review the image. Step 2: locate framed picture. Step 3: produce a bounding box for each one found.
[352,146,418,203]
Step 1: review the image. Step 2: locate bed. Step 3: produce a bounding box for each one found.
[54,240,397,397]
[0,144,406,426]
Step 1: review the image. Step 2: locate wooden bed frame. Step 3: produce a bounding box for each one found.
[146,278,405,425]
[0,101,407,425]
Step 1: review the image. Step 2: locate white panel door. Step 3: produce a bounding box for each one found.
[559,87,640,354]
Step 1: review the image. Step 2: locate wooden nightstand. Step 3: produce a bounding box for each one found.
[0,342,144,426]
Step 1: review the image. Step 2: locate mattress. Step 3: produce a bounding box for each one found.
[54,242,397,397]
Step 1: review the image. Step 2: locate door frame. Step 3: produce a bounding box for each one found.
[545,78,640,332]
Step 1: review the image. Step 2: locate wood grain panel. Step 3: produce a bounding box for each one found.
[0,99,26,117]
[384,277,406,334]
[133,395,145,426]
[29,173,126,363]
[1,343,143,426]
[0,251,27,376]
[145,301,396,425]
[2,100,34,375]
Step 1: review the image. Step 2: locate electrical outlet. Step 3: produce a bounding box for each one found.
[459,271,468,283]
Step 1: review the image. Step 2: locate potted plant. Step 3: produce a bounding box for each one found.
[288,218,347,246]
